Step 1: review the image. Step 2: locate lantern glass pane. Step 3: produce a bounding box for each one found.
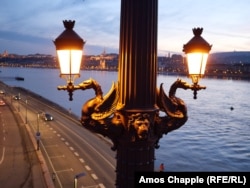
[187,53,208,75]
[57,50,82,75]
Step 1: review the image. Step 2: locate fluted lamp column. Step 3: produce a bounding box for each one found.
[115,0,158,187]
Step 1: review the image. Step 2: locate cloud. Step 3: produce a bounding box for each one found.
[0,0,249,55]
[0,0,121,54]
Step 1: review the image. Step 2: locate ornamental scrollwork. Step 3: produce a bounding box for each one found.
[76,78,190,151]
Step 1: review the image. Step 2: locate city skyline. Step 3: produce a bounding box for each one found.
[0,0,249,56]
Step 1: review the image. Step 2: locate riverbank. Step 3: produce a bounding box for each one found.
[0,81,55,188]
[1,65,250,81]
[0,81,80,120]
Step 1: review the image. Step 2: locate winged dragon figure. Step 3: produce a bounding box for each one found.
[77,78,190,150]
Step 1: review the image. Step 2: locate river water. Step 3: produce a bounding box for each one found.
[0,67,249,171]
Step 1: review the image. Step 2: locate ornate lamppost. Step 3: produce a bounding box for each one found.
[183,27,212,99]
[54,1,212,187]
[54,20,86,101]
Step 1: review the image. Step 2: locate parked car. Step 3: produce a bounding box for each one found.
[43,113,54,121]
[13,95,21,100]
[0,100,6,106]
[0,89,5,94]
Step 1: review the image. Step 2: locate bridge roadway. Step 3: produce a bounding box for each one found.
[0,83,116,188]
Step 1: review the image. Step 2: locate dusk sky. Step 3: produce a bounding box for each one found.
[0,0,249,56]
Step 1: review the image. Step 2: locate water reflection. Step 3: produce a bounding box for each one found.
[1,67,249,171]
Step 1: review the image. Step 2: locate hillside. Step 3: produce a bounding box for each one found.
[209,51,250,64]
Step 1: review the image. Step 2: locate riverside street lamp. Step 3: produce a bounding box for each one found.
[54,1,212,187]
[54,20,86,101]
[183,27,212,99]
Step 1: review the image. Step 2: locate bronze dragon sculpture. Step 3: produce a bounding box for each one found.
[77,78,190,150]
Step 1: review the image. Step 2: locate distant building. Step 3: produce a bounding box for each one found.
[99,49,106,69]
[2,50,8,57]
[85,49,119,70]
[0,50,249,79]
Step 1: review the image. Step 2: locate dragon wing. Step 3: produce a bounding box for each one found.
[157,83,184,118]
[91,82,119,120]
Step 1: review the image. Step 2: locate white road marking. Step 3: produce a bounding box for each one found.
[50,155,65,159]
[91,173,98,180]
[38,141,63,188]
[79,158,84,163]
[85,165,91,171]
[0,147,5,164]
[99,184,106,188]
[56,121,115,169]
[56,168,74,173]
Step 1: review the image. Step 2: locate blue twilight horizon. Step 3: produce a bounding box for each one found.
[0,0,249,56]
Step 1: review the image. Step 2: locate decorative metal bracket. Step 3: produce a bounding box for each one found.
[61,78,196,151]
[189,83,206,99]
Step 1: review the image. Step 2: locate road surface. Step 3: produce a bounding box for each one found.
[0,83,116,188]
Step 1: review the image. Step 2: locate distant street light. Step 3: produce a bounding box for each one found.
[25,99,28,124]
[74,172,85,188]
[18,93,20,112]
[54,1,212,187]
[36,113,40,150]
